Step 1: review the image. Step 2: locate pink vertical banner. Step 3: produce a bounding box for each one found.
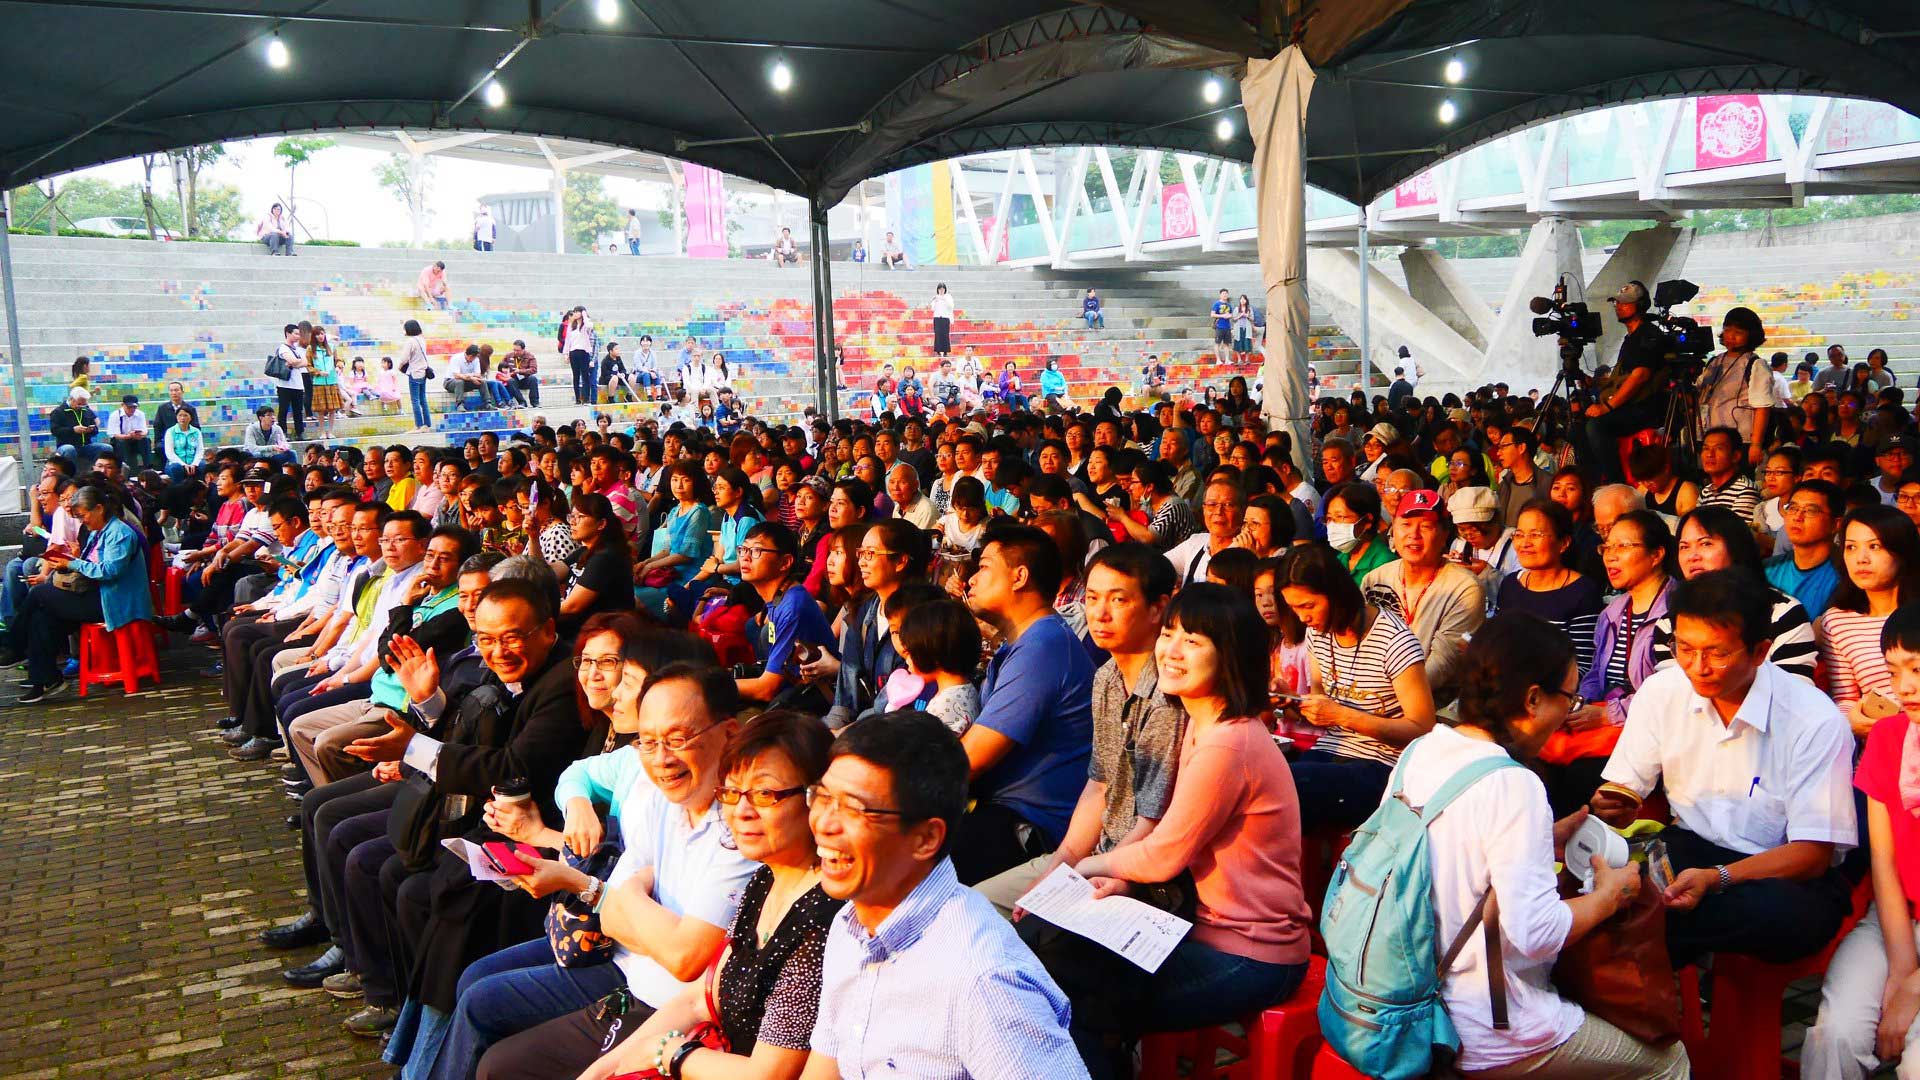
[682,162,728,258]
[1694,95,1769,169]
[1160,182,1197,240]
[978,216,1010,262]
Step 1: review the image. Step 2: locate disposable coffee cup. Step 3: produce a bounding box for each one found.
[492,779,533,806]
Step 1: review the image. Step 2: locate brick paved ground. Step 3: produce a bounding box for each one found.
[0,643,393,1079]
[0,639,1846,1079]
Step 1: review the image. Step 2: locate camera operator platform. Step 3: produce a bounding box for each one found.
[1579,281,1671,483]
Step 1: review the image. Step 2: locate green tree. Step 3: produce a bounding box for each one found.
[562,172,623,253]
[191,182,247,240]
[8,176,180,231]
[272,136,335,235]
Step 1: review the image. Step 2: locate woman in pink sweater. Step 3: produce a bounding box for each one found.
[1071,582,1311,1065]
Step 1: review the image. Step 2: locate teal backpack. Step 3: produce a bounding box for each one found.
[1317,753,1520,1080]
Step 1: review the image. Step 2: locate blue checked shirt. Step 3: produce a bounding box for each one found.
[811,859,1088,1079]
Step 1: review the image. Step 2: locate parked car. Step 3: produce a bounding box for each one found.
[72,216,176,240]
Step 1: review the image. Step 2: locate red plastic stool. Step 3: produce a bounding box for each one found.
[159,566,188,617]
[1302,1042,1370,1079]
[77,621,162,696]
[1691,877,1871,1080]
[1139,957,1329,1080]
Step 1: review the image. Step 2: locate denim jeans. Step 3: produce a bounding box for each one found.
[56,441,114,468]
[409,378,432,428]
[428,936,625,1080]
[0,555,37,624]
[1085,312,1104,329]
[1289,750,1394,832]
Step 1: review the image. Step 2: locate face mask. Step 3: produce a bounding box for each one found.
[1326,522,1361,553]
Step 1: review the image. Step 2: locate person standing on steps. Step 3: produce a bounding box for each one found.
[623,209,642,255]
[1210,288,1233,366]
[399,319,432,433]
[931,283,955,358]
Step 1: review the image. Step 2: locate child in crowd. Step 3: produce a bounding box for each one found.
[934,476,989,555]
[887,593,982,735]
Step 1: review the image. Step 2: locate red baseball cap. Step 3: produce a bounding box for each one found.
[1395,488,1448,520]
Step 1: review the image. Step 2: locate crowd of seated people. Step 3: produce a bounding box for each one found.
[70,302,1920,1080]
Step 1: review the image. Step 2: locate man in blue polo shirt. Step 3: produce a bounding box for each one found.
[958,523,1095,885]
[734,521,836,704]
[1764,479,1842,619]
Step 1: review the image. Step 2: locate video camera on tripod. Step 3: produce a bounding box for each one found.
[1528,280,1603,369]
[1641,278,1714,376]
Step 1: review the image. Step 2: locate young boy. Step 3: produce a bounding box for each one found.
[1803,605,1920,1078]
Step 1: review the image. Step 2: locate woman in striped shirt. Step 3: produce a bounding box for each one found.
[1647,506,1817,683]
[1279,545,1435,831]
[1819,504,1920,737]
[1494,498,1604,675]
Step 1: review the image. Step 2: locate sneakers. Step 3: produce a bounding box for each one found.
[18,680,66,705]
[61,658,78,678]
[344,1005,398,1037]
[228,736,281,762]
[322,969,364,1000]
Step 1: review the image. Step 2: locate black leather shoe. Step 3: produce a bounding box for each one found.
[215,715,242,730]
[285,813,300,830]
[261,911,329,950]
[156,613,198,634]
[283,945,346,988]
[280,764,304,783]
[219,727,253,747]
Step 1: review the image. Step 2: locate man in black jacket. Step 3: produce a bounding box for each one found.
[48,387,109,469]
[358,571,593,1030]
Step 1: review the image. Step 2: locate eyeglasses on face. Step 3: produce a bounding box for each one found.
[718,785,807,808]
[1539,685,1586,712]
[576,655,623,675]
[855,548,901,562]
[633,722,717,756]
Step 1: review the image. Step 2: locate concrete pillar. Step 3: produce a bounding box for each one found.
[1400,245,1494,350]
[1587,224,1694,368]
[1481,217,1585,393]
[1306,248,1482,399]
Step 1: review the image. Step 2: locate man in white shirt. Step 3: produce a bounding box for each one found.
[887,464,936,529]
[1592,569,1857,966]
[103,394,150,466]
[472,205,496,252]
[1163,478,1245,588]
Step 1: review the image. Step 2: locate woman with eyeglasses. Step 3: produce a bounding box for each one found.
[1820,504,1920,738]
[1439,446,1491,504]
[1534,508,1676,815]
[1644,506,1817,682]
[636,462,716,621]
[570,711,843,1080]
[1060,584,1310,1078]
[556,493,637,635]
[1322,481,1397,585]
[1754,445,1803,553]
[1395,613,1688,1079]
[1494,498,1605,678]
[1894,471,1920,533]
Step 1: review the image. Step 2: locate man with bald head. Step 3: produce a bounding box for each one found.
[887,463,935,528]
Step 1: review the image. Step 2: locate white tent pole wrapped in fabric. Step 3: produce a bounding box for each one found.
[1243,45,1316,473]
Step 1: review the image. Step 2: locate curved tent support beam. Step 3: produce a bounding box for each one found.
[813,7,1241,208]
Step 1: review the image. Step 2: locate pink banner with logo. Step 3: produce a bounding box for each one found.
[682,162,727,258]
[1695,95,1769,169]
[1160,182,1197,240]
[1394,172,1437,209]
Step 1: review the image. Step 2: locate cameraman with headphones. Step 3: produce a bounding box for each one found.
[1697,306,1773,468]
[1580,281,1670,482]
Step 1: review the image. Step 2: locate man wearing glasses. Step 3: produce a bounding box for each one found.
[1763,479,1843,619]
[1591,570,1855,968]
[734,522,835,705]
[1493,424,1551,530]
[806,712,1089,1079]
[1162,478,1246,588]
[449,663,756,1077]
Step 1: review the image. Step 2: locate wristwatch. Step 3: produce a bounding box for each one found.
[1713,864,1732,893]
[577,876,604,908]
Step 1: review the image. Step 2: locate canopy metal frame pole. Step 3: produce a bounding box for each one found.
[1356,221,1371,394]
[809,196,839,421]
[0,201,35,500]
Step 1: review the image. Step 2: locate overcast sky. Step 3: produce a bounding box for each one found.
[68,136,804,245]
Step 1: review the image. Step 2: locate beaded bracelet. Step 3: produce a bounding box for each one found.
[653,1030,684,1074]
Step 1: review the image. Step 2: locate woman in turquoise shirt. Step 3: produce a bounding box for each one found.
[2,485,152,701]
[634,461,715,621]
[164,405,205,480]
[666,466,763,620]
[1040,356,1070,410]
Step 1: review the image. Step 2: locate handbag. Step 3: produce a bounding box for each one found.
[640,566,677,588]
[1550,863,1683,1044]
[544,828,624,968]
[51,567,96,593]
[264,349,292,381]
